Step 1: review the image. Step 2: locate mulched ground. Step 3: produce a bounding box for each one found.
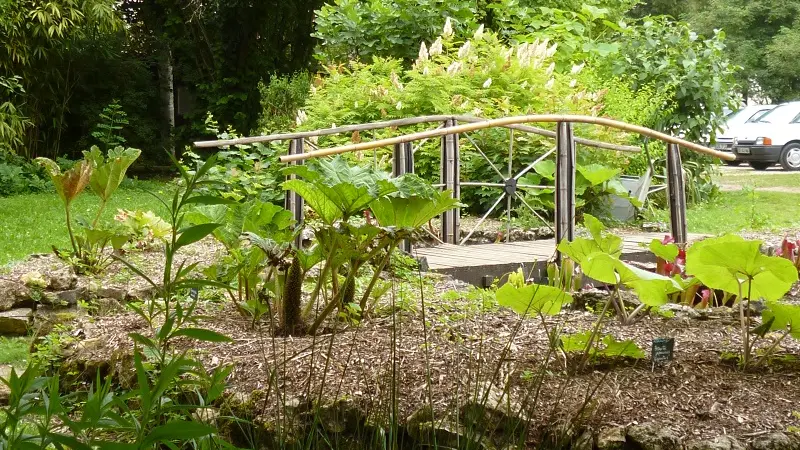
[71,273,800,443]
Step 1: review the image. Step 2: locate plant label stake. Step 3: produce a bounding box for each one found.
[190,288,199,301]
[651,337,674,368]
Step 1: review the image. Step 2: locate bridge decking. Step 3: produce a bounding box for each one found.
[414,232,706,285]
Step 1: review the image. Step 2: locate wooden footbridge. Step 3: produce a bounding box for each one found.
[196,115,733,285]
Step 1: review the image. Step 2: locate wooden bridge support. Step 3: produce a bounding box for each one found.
[393,142,414,253]
[284,138,305,246]
[440,119,461,244]
[666,143,688,245]
[554,122,576,261]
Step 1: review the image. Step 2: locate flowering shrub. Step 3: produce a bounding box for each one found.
[300,25,665,214]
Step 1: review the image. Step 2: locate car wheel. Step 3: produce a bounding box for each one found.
[779,143,800,171]
[749,162,772,171]
[724,160,742,166]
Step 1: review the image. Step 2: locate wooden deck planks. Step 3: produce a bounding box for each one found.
[415,232,705,270]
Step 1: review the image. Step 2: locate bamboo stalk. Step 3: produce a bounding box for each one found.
[277,115,736,163]
[193,114,640,152]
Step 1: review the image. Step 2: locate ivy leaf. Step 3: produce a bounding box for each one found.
[496,283,572,316]
[686,234,798,301]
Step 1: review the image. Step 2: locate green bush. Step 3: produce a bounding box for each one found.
[0,150,49,197]
[257,71,313,133]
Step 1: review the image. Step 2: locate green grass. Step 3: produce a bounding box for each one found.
[0,179,172,266]
[0,337,30,369]
[651,188,800,234]
[716,171,800,189]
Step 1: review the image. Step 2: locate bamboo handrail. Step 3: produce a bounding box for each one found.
[279,114,736,163]
[193,114,640,153]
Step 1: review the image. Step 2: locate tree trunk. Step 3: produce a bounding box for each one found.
[158,46,175,157]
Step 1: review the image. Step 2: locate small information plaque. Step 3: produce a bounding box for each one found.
[651,337,675,366]
[189,288,199,301]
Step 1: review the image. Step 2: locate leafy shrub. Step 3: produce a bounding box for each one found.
[0,150,49,196]
[114,209,171,250]
[257,71,313,133]
[313,0,478,63]
[182,115,285,205]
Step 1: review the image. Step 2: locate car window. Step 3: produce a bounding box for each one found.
[791,113,800,124]
[758,104,800,124]
[746,108,773,123]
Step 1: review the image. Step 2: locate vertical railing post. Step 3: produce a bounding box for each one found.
[554,122,576,262]
[284,138,305,247]
[666,143,688,245]
[392,142,414,253]
[440,119,461,244]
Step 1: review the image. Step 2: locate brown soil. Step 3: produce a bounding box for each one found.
[73,274,800,443]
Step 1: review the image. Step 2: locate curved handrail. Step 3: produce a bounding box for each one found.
[193,114,640,153]
[278,114,735,162]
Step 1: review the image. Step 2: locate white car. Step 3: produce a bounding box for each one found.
[730,101,800,170]
[714,104,775,166]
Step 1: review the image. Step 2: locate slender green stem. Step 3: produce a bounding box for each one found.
[308,268,360,334]
[64,204,78,255]
[92,199,107,228]
[580,291,614,372]
[358,241,398,311]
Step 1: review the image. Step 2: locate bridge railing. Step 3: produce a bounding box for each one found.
[195,114,734,259]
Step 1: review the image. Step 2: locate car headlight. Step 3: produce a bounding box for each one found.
[755,137,772,145]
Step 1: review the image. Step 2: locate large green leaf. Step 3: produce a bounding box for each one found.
[649,238,679,262]
[616,261,682,306]
[496,282,572,316]
[175,223,221,249]
[36,158,93,206]
[85,146,141,202]
[142,420,217,446]
[762,301,800,339]
[600,335,645,358]
[283,179,341,224]
[686,234,798,301]
[370,191,461,229]
[577,164,620,186]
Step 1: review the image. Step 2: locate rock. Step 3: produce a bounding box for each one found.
[407,407,468,449]
[0,308,33,335]
[0,365,12,405]
[20,271,48,289]
[750,432,800,450]
[460,382,526,440]
[0,279,32,311]
[42,286,89,306]
[47,268,77,291]
[32,305,79,339]
[126,285,158,302]
[573,288,610,309]
[597,426,627,450]
[193,407,220,425]
[572,430,594,450]
[660,303,702,320]
[95,298,124,315]
[96,287,127,302]
[688,435,746,450]
[626,422,682,450]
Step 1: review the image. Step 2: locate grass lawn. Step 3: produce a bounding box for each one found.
[718,171,800,189]
[651,188,800,234]
[0,179,172,266]
[0,337,30,369]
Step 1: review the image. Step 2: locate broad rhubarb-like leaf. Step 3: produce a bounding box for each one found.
[496,282,572,316]
[686,234,798,301]
[762,301,800,339]
[370,191,461,229]
[36,158,93,207]
[84,146,141,202]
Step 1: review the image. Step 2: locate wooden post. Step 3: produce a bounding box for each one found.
[666,143,688,245]
[284,138,305,246]
[392,142,414,177]
[440,119,460,244]
[392,142,414,253]
[555,122,576,261]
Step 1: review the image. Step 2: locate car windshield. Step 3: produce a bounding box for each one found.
[757,104,800,124]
